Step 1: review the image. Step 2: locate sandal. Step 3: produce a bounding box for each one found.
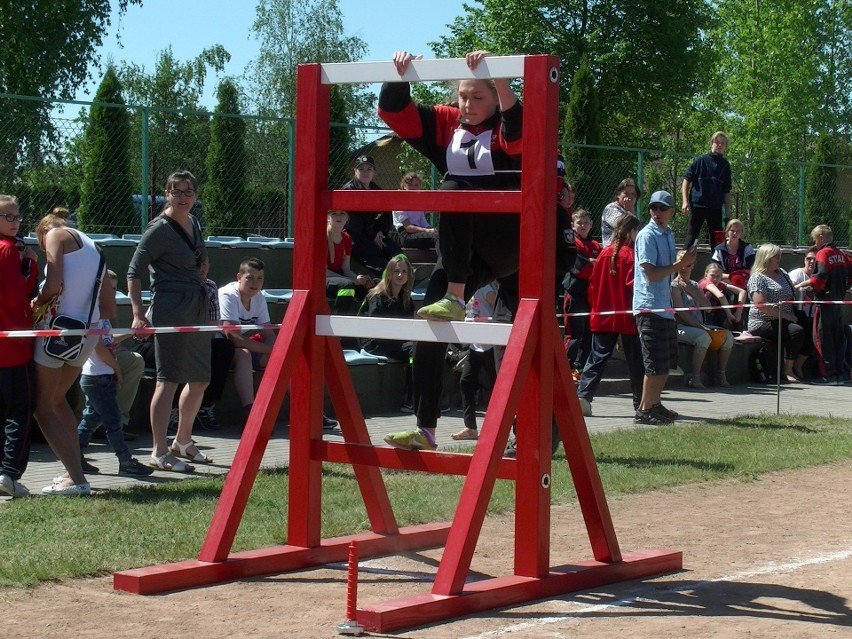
[451,427,478,441]
[148,452,195,473]
[684,375,705,389]
[169,439,213,464]
[716,371,731,388]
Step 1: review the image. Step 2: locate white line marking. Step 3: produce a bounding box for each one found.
[458,549,852,638]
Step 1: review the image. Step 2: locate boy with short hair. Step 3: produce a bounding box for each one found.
[563,208,601,373]
[76,270,154,476]
[0,195,38,497]
[217,258,277,422]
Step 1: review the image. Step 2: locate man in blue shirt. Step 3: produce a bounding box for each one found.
[634,191,696,424]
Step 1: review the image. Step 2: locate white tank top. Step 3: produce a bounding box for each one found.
[50,230,103,323]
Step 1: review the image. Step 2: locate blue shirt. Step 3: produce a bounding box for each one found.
[633,220,676,318]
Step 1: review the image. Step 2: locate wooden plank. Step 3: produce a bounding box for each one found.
[314,441,518,481]
[115,523,451,595]
[357,549,683,633]
[320,55,526,85]
[315,315,513,345]
[197,291,310,563]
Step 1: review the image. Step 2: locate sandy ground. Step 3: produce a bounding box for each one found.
[2,463,851,638]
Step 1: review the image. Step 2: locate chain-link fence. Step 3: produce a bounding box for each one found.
[565,143,852,247]
[2,93,850,246]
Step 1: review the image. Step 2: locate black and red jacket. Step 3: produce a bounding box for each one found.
[378,81,522,187]
[0,237,38,367]
[809,242,852,301]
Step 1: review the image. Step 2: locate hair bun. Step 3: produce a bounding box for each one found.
[50,206,71,219]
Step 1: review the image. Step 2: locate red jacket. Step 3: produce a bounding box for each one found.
[588,243,636,335]
[0,237,37,367]
[809,242,852,301]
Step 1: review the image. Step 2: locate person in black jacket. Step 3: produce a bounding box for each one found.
[341,155,401,272]
[681,131,732,248]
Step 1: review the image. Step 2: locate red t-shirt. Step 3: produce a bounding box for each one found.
[327,232,352,274]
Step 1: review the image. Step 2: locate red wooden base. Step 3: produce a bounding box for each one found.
[113,523,450,595]
[357,549,683,633]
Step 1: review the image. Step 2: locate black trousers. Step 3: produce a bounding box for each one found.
[459,348,497,430]
[685,205,724,248]
[0,360,35,480]
[576,333,643,409]
[814,304,844,378]
[202,337,236,406]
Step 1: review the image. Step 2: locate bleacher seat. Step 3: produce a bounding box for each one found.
[122,234,143,242]
[207,235,243,244]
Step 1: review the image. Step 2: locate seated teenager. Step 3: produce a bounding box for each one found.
[392,172,438,250]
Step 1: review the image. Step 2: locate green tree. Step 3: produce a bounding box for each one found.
[562,55,609,218]
[204,79,247,235]
[78,65,135,234]
[0,0,141,188]
[712,0,852,161]
[432,0,714,147]
[248,0,373,120]
[805,132,844,243]
[118,46,230,193]
[751,153,786,243]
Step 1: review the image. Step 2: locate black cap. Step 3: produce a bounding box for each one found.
[354,155,376,168]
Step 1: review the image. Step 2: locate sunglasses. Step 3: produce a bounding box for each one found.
[649,204,673,212]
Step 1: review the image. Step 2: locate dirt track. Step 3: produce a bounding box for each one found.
[2,463,851,638]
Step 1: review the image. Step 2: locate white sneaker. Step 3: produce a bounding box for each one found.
[0,473,30,498]
[41,482,91,496]
[578,397,593,417]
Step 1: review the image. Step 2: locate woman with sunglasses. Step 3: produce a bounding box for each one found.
[127,170,213,472]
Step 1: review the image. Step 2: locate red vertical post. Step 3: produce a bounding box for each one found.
[513,55,560,578]
[288,63,331,548]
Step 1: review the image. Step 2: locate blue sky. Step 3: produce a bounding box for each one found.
[76,0,465,109]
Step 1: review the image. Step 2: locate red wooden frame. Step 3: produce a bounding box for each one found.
[113,55,681,632]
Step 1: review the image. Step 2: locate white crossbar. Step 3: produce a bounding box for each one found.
[315,315,513,346]
[320,56,527,85]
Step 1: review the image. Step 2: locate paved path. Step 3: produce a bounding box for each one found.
[4,379,846,500]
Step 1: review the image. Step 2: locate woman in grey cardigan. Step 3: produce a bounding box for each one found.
[127,170,213,472]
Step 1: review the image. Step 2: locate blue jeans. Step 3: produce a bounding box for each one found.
[78,374,130,462]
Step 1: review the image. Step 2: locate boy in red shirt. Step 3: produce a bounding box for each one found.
[0,195,39,498]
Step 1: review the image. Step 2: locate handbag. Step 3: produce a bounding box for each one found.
[43,248,105,362]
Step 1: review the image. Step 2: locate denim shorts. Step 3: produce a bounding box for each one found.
[636,313,678,376]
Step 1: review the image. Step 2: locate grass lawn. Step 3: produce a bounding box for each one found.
[2,413,851,587]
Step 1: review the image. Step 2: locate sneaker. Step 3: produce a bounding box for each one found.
[41,482,91,496]
[503,436,517,458]
[383,428,437,451]
[400,402,414,414]
[0,473,30,498]
[196,405,220,431]
[167,408,179,435]
[812,376,842,386]
[634,409,672,425]
[578,397,592,417]
[80,457,100,474]
[118,457,155,476]
[322,414,339,430]
[652,403,679,420]
[417,293,466,322]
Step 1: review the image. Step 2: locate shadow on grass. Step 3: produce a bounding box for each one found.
[721,416,819,433]
[596,455,734,472]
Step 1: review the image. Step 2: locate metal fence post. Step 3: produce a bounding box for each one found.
[287,118,296,238]
[140,107,150,230]
[797,162,805,246]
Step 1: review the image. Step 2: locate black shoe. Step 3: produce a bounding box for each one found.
[167,408,179,435]
[400,402,414,414]
[634,409,672,425]
[322,414,338,430]
[195,405,221,431]
[503,437,517,458]
[119,457,155,476]
[80,457,100,474]
[652,403,679,420]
